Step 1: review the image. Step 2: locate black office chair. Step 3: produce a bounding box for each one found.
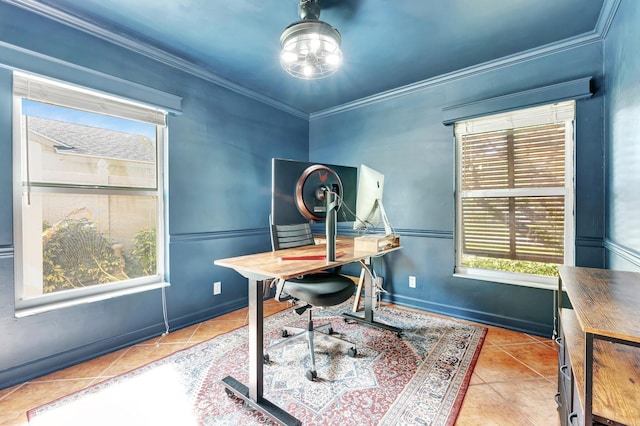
[266,221,357,381]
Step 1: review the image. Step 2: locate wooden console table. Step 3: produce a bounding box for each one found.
[557,266,640,425]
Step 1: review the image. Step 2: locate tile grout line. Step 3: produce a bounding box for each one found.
[94,345,134,380]
[486,340,554,348]
[0,384,23,402]
[479,375,558,385]
[183,322,201,345]
[492,345,549,378]
[496,340,559,377]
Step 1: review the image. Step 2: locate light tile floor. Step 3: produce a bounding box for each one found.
[0,300,559,425]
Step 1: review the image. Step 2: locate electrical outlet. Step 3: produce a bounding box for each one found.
[213,281,222,295]
[409,276,416,288]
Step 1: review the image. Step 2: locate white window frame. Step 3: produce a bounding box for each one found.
[454,101,575,290]
[12,72,169,316]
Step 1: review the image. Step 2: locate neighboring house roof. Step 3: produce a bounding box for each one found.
[27,116,155,163]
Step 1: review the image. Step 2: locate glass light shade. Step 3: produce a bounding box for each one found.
[280,20,342,79]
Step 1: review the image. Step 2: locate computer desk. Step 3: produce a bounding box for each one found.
[214,236,401,426]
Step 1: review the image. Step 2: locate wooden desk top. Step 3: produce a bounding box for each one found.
[561,308,640,425]
[559,266,640,425]
[215,236,401,280]
[559,266,640,343]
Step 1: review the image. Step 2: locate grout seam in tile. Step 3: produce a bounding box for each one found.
[183,323,201,344]
[485,376,557,385]
[487,340,553,348]
[492,346,547,379]
[96,347,132,378]
[0,384,23,402]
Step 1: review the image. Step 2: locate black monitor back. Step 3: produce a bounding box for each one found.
[271,158,357,226]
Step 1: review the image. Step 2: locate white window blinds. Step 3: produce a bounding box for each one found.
[14,72,166,126]
[456,101,574,265]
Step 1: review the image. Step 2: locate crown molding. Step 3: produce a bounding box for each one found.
[311,35,604,120]
[4,0,620,122]
[595,0,622,38]
[2,0,309,119]
[310,0,621,120]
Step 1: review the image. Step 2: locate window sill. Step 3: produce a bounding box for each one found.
[453,269,559,291]
[15,281,170,318]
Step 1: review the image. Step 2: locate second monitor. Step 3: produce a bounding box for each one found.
[353,164,393,236]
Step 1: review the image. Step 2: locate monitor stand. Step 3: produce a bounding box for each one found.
[325,190,338,261]
[376,198,393,236]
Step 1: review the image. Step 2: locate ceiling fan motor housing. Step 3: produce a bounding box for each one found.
[299,0,321,21]
[280,0,342,79]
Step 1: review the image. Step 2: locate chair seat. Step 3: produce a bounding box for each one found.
[268,220,356,380]
[283,273,354,307]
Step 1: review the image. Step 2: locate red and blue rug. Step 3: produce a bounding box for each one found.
[28,302,486,425]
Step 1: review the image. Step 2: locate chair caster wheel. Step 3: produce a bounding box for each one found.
[305,370,317,381]
[327,327,334,335]
[263,354,270,364]
[281,329,289,337]
[348,347,357,357]
[224,388,234,398]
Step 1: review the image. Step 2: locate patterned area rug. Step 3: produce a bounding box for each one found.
[28,301,486,425]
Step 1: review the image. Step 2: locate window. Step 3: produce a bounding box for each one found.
[13,72,167,314]
[455,101,575,289]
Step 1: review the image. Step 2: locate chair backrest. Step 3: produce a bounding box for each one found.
[271,222,315,251]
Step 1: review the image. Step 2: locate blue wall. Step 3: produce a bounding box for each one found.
[309,42,605,336]
[0,1,620,389]
[0,3,307,388]
[603,0,640,271]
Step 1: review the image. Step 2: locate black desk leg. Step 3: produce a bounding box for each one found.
[584,332,593,426]
[342,263,403,336]
[222,278,301,426]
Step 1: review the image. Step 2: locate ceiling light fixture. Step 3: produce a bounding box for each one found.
[280,0,342,80]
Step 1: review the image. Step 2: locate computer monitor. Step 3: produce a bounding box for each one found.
[353,164,393,236]
[271,158,357,260]
[271,158,357,225]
